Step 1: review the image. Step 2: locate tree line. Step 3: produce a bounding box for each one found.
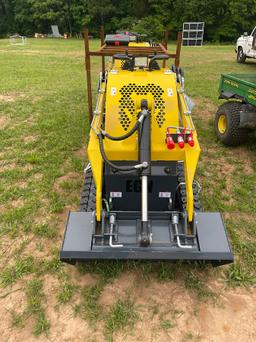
[0,0,255,41]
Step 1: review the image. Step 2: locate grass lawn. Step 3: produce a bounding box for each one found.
[0,38,256,341]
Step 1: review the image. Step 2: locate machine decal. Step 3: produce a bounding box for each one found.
[111,87,117,96]
[159,192,171,198]
[110,191,122,198]
[167,88,173,96]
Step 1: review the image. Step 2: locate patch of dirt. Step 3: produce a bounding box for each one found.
[45,305,105,342]
[0,204,7,214]
[113,276,256,342]
[10,198,25,208]
[193,97,216,121]
[0,236,29,268]
[0,283,26,340]
[0,270,256,341]
[22,135,37,143]
[217,156,235,177]
[0,116,9,129]
[226,146,255,175]
[22,164,34,172]
[43,274,105,342]
[0,92,25,102]
[65,265,99,288]
[15,181,27,189]
[74,147,87,161]
[33,173,43,180]
[31,96,43,104]
[200,153,235,200]
[54,172,79,193]
[33,208,53,227]
[22,238,56,260]
[99,271,137,307]
[0,162,16,172]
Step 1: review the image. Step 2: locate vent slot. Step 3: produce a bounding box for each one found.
[119,83,165,130]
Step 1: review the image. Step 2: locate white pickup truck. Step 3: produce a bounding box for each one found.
[236,27,256,63]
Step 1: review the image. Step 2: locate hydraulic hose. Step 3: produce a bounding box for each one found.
[98,108,149,172]
[101,109,147,141]
[98,134,142,172]
[103,120,140,141]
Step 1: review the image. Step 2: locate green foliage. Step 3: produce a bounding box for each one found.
[1,0,256,41]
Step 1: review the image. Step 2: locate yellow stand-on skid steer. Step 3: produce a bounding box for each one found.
[60,29,233,265]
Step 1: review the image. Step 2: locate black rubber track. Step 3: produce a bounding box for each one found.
[80,168,96,212]
[215,101,248,146]
[176,162,201,212]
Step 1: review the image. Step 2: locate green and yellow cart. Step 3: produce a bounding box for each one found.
[215,74,256,146]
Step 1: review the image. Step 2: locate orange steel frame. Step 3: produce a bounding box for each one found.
[84,26,182,123]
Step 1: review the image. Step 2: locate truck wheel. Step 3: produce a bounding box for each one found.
[215,101,248,146]
[237,47,246,63]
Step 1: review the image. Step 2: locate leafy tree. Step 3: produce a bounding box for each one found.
[0,0,256,41]
[0,0,15,35]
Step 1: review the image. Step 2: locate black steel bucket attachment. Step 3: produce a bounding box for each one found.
[60,211,233,265]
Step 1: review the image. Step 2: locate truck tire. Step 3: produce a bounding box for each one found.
[237,47,246,63]
[80,168,96,211]
[215,101,248,146]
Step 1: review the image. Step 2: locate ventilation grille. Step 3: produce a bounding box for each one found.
[119,83,165,130]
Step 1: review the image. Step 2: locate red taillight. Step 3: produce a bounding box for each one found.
[114,41,120,46]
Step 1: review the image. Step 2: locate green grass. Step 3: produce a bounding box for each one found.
[0,38,256,338]
[160,318,175,330]
[11,278,50,336]
[104,297,138,339]
[1,256,35,287]
[57,281,76,304]
[77,283,103,322]
[25,279,50,335]
[184,270,215,301]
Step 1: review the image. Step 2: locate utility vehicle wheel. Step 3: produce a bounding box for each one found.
[215,101,248,146]
[80,167,96,211]
[237,47,246,63]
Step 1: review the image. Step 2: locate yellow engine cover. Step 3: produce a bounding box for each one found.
[88,62,201,222]
[104,69,179,161]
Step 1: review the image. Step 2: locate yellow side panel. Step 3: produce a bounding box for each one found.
[184,140,200,222]
[87,83,105,222]
[88,130,103,222]
[89,68,201,223]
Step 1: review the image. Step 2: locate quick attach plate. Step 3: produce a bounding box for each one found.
[60,211,233,265]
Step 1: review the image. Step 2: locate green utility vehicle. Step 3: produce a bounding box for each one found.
[215,74,256,146]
